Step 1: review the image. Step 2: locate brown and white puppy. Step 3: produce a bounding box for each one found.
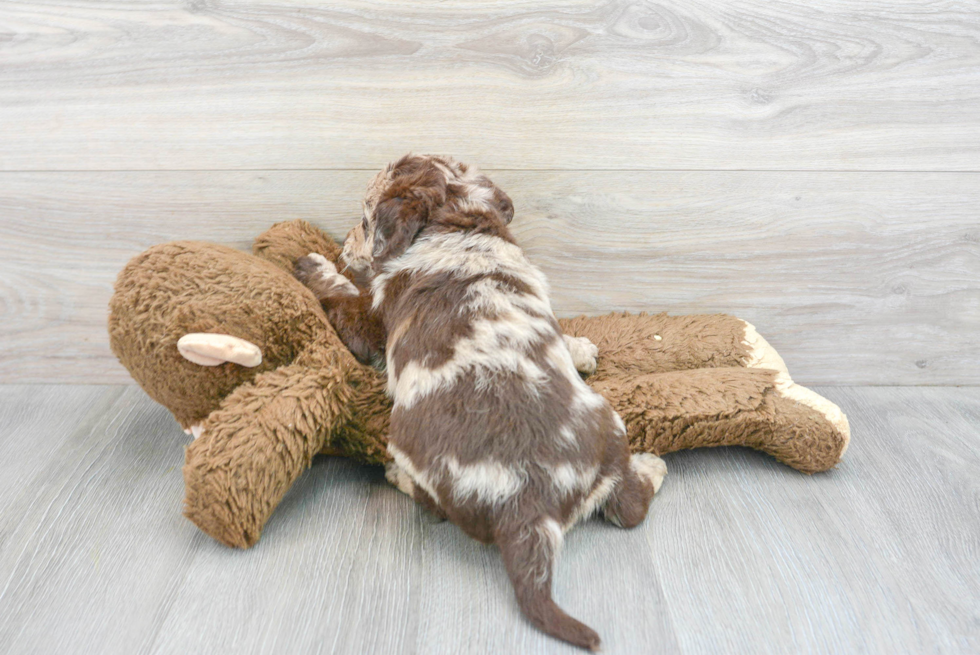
[296,155,665,650]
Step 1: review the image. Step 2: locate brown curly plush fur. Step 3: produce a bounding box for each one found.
[108,220,849,549]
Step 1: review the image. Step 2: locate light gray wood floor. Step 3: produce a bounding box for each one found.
[1,384,977,654]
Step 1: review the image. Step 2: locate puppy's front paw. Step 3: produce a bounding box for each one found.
[295,253,359,299]
[563,334,599,376]
[293,252,325,284]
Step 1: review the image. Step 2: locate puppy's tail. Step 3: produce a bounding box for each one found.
[496,517,601,651]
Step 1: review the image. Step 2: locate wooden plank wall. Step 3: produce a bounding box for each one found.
[0,0,978,385]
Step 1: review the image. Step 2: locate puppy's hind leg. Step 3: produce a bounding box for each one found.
[384,460,447,522]
[602,453,666,529]
[384,459,416,497]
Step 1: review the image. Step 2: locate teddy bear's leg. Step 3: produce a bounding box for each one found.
[558,312,751,379]
[590,367,848,473]
[562,312,850,462]
[182,356,354,548]
[740,321,850,454]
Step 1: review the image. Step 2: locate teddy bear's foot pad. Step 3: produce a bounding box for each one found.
[741,320,850,453]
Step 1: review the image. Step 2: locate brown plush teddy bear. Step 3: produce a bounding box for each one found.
[108,220,849,549]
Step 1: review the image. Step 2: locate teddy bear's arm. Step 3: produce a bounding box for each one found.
[182,355,355,548]
[252,219,344,273]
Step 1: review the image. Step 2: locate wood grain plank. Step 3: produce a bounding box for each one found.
[146,460,426,655]
[412,500,680,654]
[648,386,980,655]
[1,170,977,385]
[0,170,368,384]
[0,386,200,654]
[2,386,978,654]
[0,385,110,518]
[1,0,978,171]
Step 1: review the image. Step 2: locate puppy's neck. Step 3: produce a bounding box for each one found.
[369,227,539,318]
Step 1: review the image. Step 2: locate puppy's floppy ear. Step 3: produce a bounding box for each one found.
[372,197,415,264]
[372,168,447,265]
[494,188,515,224]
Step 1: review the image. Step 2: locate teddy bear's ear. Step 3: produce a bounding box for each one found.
[177,333,263,367]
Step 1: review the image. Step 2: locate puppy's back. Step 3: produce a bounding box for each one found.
[383,234,620,650]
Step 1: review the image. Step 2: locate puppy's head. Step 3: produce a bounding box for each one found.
[341,154,514,275]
